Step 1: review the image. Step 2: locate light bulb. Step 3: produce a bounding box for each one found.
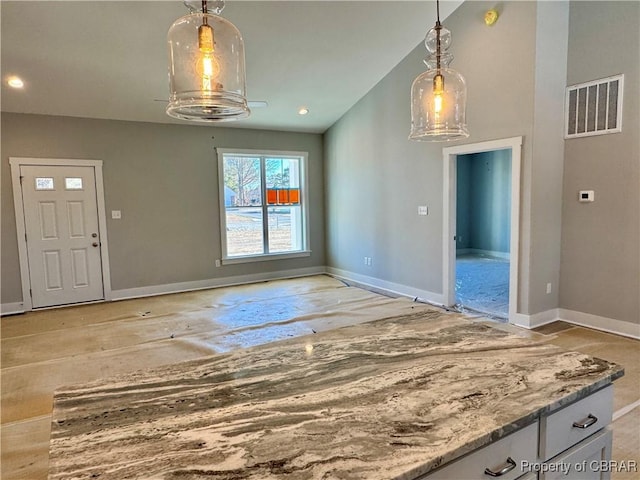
[434,93,443,113]
[197,21,220,91]
[433,73,445,115]
[198,53,220,90]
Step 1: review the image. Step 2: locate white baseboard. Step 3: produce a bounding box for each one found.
[558,308,640,340]
[1,302,25,316]
[112,266,327,301]
[510,309,560,329]
[326,267,445,306]
[510,307,640,340]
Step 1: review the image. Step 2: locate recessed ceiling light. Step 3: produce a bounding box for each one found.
[7,76,24,88]
[298,107,309,115]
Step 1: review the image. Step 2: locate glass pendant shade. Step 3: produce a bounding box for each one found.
[409,24,469,141]
[167,3,250,122]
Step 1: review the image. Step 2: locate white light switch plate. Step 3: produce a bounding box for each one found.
[111,210,122,219]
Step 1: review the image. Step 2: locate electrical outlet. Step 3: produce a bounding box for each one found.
[546,283,552,294]
[215,259,221,267]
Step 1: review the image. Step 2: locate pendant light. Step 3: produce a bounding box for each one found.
[409,0,468,141]
[167,0,250,122]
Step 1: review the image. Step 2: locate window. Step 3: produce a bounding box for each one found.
[217,149,309,263]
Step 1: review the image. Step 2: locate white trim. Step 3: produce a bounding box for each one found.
[558,308,640,340]
[93,163,112,301]
[8,157,112,311]
[222,250,311,265]
[111,267,326,301]
[442,136,523,324]
[1,302,25,316]
[9,160,33,311]
[326,267,445,306]
[511,309,560,330]
[613,400,640,421]
[509,307,640,340]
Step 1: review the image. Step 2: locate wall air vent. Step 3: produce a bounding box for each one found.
[565,74,624,139]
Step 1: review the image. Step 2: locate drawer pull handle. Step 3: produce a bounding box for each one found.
[484,457,516,477]
[573,414,598,429]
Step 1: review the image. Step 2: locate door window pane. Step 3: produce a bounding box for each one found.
[35,177,54,190]
[65,177,83,190]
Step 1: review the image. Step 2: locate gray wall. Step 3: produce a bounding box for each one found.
[456,150,512,254]
[1,113,325,304]
[325,1,539,307]
[560,1,640,324]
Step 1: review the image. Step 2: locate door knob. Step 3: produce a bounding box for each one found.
[92,233,98,238]
[92,242,99,247]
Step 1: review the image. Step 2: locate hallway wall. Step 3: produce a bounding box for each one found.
[456,150,512,255]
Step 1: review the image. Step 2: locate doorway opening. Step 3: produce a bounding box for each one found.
[442,137,522,323]
[455,150,511,318]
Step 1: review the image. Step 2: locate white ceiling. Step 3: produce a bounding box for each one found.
[1,1,461,133]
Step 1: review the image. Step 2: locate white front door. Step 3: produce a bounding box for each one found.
[20,165,105,308]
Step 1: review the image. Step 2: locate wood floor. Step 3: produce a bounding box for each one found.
[2,275,638,479]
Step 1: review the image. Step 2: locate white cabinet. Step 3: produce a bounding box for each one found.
[422,422,538,480]
[422,386,614,480]
[541,427,612,480]
[540,386,613,461]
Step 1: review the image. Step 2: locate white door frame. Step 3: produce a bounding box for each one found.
[9,157,112,311]
[442,137,522,322]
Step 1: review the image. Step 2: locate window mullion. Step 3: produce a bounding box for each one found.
[260,157,269,254]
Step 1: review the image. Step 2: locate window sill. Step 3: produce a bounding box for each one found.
[222,250,312,265]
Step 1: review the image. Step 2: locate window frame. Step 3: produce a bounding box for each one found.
[217,148,311,265]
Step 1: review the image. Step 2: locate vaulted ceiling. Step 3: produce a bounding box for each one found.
[1,1,461,133]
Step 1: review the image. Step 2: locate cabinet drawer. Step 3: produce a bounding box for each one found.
[539,386,613,461]
[540,427,612,480]
[423,422,538,480]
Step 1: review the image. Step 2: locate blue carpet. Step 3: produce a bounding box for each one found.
[456,253,509,319]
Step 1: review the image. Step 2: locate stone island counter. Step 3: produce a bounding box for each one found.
[48,311,623,479]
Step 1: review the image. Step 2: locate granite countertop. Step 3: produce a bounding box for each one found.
[48,311,623,480]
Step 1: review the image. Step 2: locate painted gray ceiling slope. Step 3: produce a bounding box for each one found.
[1,1,461,133]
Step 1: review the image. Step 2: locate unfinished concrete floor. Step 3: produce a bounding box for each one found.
[2,275,638,479]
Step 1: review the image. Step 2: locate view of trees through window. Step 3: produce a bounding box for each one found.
[222,153,304,258]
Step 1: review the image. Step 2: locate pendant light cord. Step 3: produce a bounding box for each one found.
[202,0,208,25]
[435,0,442,73]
